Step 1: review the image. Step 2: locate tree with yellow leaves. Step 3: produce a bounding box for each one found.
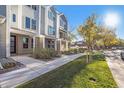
[77,14,98,63]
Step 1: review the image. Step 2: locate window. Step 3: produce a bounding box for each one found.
[32,19,36,30]
[48,26,55,35]
[12,14,16,22]
[48,11,52,20]
[32,5,37,10]
[25,17,30,29]
[48,11,55,21]
[23,37,29,48]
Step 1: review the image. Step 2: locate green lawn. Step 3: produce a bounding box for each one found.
[18,53,117,88]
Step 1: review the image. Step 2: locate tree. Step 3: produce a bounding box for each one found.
[77,14,98,63]
[97,25,119,49]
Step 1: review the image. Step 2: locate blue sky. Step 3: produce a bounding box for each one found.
[55,5,124,40]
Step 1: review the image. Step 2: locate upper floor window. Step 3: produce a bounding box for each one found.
[60,19,67,30]
[32,5,37,10]
[12,14,16,22]
[48,26,55,35]
[32,19,36,30]
[48,11,55,21]
[25,17,30,29]
[48,11,52,20]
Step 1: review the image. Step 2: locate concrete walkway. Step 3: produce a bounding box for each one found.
[105,50,124,88]
[0,53,83,88]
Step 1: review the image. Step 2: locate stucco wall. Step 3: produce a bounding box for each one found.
[16,34,33,55]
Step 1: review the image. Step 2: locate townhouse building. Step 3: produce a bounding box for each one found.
[0,5,69,58]
[56,12,69,51]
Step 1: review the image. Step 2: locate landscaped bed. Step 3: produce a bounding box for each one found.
[0,58,25,74]
[17,52,117,88]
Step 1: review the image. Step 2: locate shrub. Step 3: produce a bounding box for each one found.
[63,49,78,55]
[63,48,84,55]
[78,48,84,53]
[33,48,61,59]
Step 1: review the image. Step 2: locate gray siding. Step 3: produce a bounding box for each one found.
[0,23,6,58]
[40,6,45,35]
[0,5,6,16]
[0,5,6,58]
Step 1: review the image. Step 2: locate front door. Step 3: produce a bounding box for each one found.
[10,35,16,53]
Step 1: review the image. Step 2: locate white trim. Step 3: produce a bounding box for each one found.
[6,6,11,57]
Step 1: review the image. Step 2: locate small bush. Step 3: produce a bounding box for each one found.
[33,48,61,59]
[78,48,84,53]
[63,49,78,55]
[63,48,84,55]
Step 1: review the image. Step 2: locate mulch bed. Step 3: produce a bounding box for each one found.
[0,62,25,74]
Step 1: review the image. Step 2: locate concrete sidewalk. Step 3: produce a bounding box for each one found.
[105,51,124,88]
[0,53,83,88]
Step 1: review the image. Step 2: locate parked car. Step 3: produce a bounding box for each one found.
[120,51,124,60]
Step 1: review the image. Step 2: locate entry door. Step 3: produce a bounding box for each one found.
[10,35,16,53]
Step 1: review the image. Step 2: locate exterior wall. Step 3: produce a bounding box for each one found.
[17,35,33,55]
[9,5,39,55]
[10,6,19,28]
[0,5,6,16]
[45,6,57,37]
[0,22,6,58]
[56,13,69,51]
[0,6,6,58]
[40,6,45,35]
[21,6,39,34]
[0,5,69,58]
[10,5,39,33]
[35,36,45,49]
[45,38,55,49]
[59,15,68,31]
[0,5,11,58]
[57,40,69,51]
[11,33,33,55]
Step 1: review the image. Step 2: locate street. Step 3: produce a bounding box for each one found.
[104,50,124,88]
